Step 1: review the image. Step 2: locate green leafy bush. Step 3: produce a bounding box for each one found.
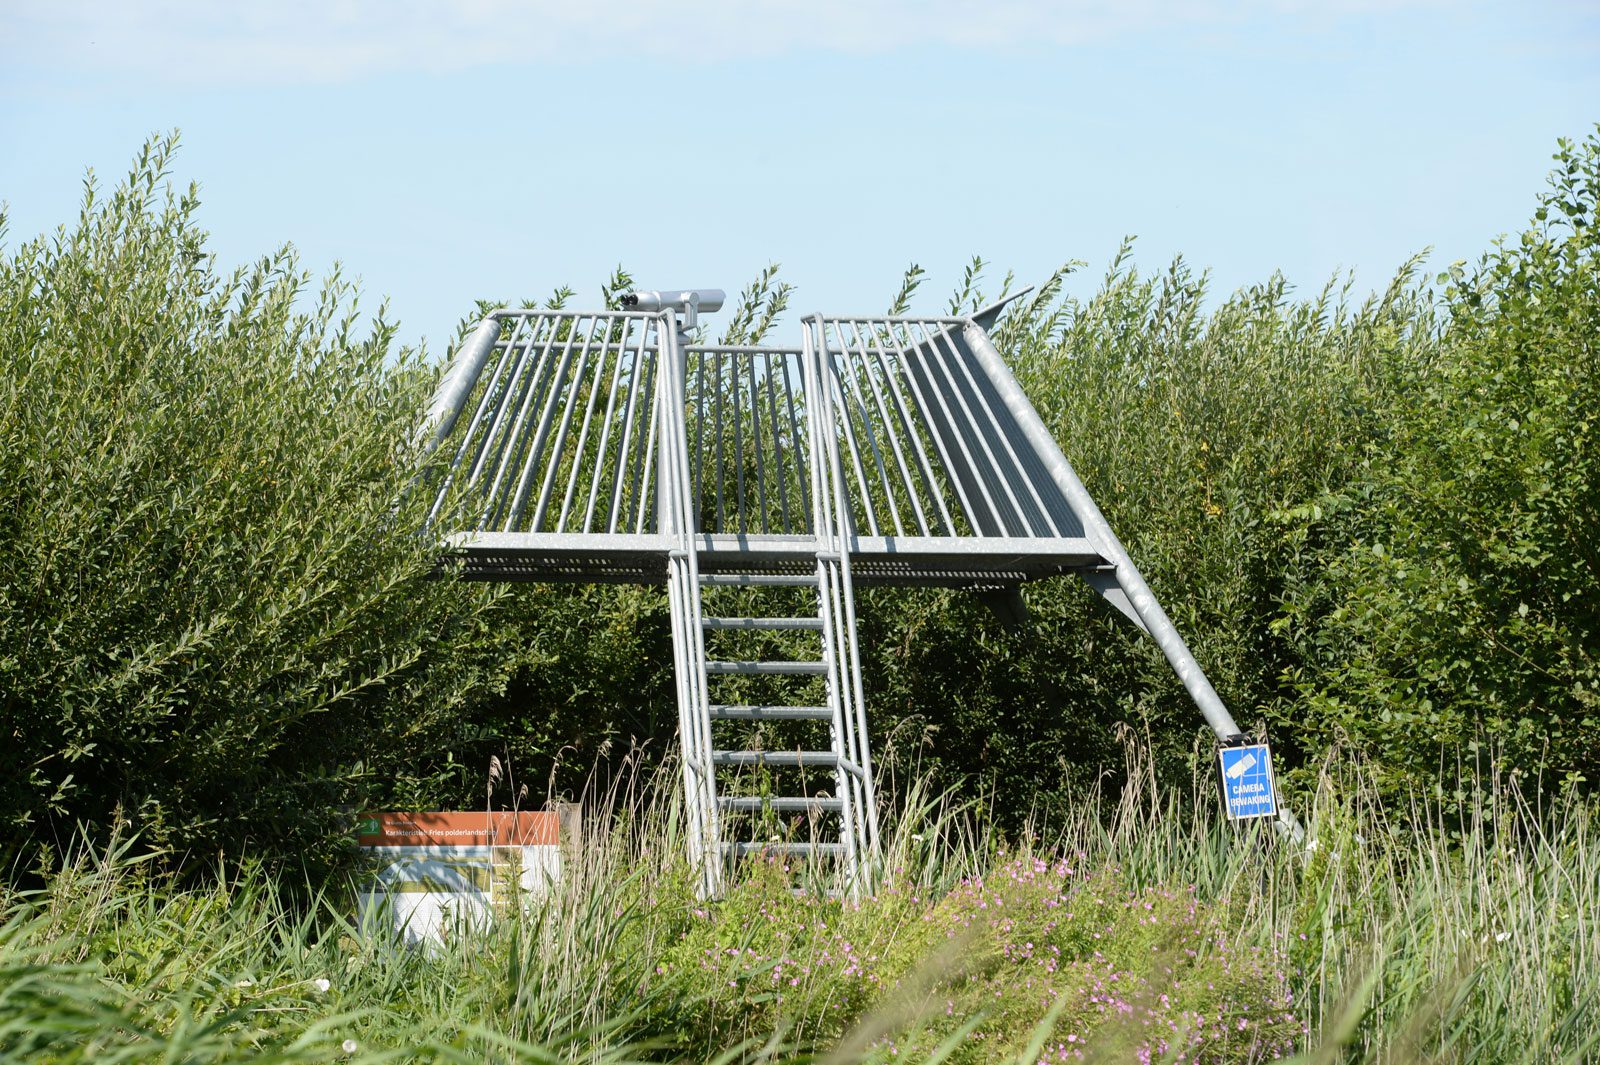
[1275,129,1600,797]
[849,248,1440,809]
[0,136,518,870]
[5,124,1597,875]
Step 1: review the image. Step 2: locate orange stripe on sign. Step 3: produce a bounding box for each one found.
[357,811,560,848]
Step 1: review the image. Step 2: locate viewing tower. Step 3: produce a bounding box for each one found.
[416,287,1285,897]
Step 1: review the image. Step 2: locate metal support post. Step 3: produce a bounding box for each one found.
[961,323,1305,844]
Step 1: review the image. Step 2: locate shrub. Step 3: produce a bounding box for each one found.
[1275,127,1600,798]
[0,135,519,872]
[853,245,1440,810]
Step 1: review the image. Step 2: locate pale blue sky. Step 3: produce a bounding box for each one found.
[2,1,1596,353]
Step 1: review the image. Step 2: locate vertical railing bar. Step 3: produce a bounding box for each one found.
[825,353,879,872]
[480,317,556,529]
[883,321,976,534]
[835,328,905,537]
[480,316,559,529]
[819,394,863,853]
[732,351,747,531]
[557,318,620,532]
[823,561,852,799]
[937,324,1064,538]
[662,312,722,895]
[661,323,711,891]
[807,313,879,891]
[802,319,852,888]
[762,351,792,534]
[493,315,571,530]
[606,319,651,533]
[877,323,956,535]
[846,321,930,537]
[632,338,661,534]
[823,325,881,537]
[818,557,859,892]
[442,333,516,484]
[921,322,1029,536]
[583,316,640,533]
[884,319,964,532]
[844,321,934,540]
[779,352,811,532]
[904,321,1007,535]
[801,323,835,544]
[932,322,1038,535]
[693,348,707,533]
[529,316,602,532]
[837,543,880,865]
[506,314,589,531]
[713,351,727,533]
[665,555,705,888]
[748,353,771,534]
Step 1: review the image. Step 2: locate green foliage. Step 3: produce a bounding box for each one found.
[848,241,1443,811]
[1275,129,1600,798]
[719,265,793,347]
[658,855,1296,1062]
[0,135,520,870]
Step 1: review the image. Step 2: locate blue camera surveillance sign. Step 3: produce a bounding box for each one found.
[1217,743,1278,821]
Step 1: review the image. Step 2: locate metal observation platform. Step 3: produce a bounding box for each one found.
[416,288,1262,897]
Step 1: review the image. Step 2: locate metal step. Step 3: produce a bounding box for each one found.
[699,573,820,587]
[706,660,827,676]
[709,704,832,720]
[719,796,844,813]
[722,842,846,856]
[702,616,824,631]
[677,554,871,891]
[712,750,839,767]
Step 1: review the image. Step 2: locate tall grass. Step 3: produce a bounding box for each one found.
[4,756,1594,1063]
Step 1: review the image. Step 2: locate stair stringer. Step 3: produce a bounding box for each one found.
[803,315,882,897]
[655,312,724,899]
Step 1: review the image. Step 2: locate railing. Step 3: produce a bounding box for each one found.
[419,311,1091,544]
[684,346,813,536]
[655,313,723,897]
[422,310,664,537]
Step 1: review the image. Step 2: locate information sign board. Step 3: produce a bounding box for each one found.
[1216,743,1279,821]
[357,811,561,945]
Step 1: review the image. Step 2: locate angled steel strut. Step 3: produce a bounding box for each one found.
[415,287,1298,897]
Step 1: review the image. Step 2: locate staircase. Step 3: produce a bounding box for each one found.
[657,312,879,899]
[698,560,876,891]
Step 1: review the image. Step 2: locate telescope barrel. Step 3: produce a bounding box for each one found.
[620,289,726,314]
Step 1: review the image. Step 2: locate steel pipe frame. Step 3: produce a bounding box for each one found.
[802,314,881,892]
[418,303,1300,847]
[656,310,724,899]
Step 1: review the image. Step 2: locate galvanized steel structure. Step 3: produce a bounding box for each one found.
[417,288,1271,897]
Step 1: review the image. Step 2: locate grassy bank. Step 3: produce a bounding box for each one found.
[4,757,1595,1063]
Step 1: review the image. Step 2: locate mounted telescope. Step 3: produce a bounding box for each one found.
[618,288,725,328]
